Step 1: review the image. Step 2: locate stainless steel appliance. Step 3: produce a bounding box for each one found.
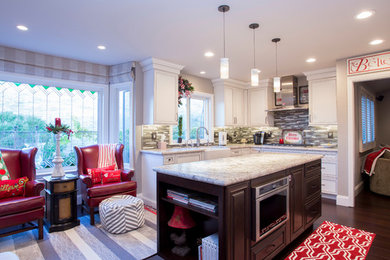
[253,131,265,145]
[267,75,308,112]
[218,131,227,146]
[252,176,289,241]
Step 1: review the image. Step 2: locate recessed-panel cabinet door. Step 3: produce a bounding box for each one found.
[224,87,234,125]
[290,167,305,241]
[233,88,245,125]
[309,78,337,125]
[249,88,267,126]
[154,71,178,124]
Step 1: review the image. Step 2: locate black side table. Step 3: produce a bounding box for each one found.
[44,174,80,232]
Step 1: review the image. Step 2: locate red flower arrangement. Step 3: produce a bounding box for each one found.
[46,118,74,139]
[178,76,194,107]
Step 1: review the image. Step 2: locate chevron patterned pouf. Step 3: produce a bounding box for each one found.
[99,195,145,234]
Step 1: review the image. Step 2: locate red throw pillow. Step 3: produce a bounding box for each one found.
[101,170,121,184]
[0,177,29,199]
[87,164,116,184]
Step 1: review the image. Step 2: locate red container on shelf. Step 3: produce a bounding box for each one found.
[279,138,284,144]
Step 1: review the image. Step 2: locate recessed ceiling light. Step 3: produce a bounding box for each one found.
[16,25,28,31]
[97,45,106,50]
[355,10,375,20]
[204,51,214,57]
[306,58,316,63]
[200,71,206,75]
[369,39,384,45]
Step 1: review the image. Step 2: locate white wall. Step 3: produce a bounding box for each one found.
[336,59,349,197]
[180,73,214,94]
[134,62,144,194]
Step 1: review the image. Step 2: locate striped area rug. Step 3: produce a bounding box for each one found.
[0,209,157,260]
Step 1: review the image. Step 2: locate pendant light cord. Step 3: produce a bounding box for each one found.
[223,11,226,58]
[253,29,256,68]
[275,42,278,77]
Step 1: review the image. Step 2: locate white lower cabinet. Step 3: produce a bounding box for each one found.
[230,147,251,157]
[259,147,338,196]
[141,151,203,207]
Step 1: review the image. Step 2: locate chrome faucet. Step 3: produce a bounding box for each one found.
[196,127,209,147]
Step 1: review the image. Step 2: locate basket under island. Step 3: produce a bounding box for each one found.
[154,153,323,260]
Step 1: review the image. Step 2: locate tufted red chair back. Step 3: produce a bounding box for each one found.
[0,148,38,181]
[74,144,124,176]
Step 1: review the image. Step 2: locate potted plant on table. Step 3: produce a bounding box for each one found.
[177,115,183,143]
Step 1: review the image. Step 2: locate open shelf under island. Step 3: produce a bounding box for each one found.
[154,153,323,260]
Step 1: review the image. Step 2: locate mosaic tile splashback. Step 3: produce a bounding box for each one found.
[141,109,338,149]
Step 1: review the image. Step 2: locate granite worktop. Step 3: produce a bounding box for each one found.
[153,153,323,186]
[140,146,230,155]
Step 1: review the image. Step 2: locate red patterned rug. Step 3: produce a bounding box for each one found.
[285,221,375,260]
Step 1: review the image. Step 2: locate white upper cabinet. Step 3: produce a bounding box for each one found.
[304,68,337,126]
[247,79,274,126]
[140,58,184,125]
[213,79,247,127]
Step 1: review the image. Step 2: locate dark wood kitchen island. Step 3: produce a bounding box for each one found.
[154,153,323,260]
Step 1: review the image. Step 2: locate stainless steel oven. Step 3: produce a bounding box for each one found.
[253,176,289,242]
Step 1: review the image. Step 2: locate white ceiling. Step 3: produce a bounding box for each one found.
[1,0,389,82]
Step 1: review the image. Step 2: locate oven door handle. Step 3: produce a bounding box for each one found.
[257,184,289,200]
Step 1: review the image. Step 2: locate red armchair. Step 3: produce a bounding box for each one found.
[74,144,137,225]
[0,147,44,239]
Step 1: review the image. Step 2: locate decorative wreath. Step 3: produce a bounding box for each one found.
[178,76,194,107]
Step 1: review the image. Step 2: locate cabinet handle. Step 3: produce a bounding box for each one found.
[265,244,276,254]
[309,114,312,123]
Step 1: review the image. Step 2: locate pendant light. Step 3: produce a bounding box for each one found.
[249,23,260,86]
[272,38,281,93]
[218,5,230,79]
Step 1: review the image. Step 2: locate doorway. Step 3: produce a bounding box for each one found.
[354,78,390,191]
[346,70,390,207]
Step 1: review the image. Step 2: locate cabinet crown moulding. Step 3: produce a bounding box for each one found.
[139,57,184,74]
[212,78,272,89]
[303,67,336,81]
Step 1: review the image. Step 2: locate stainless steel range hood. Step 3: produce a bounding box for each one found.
[267,75,308,112]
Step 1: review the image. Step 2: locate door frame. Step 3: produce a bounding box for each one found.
[342,69,390,207]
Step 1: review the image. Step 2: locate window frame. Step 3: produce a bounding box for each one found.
[170,91,214,145]
[109,81,134,169]
[0,71,109,175]
[359,86,376,153]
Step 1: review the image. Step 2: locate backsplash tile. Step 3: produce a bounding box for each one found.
[141,125,170,149]
[214,109,337,146]
[273,110,309,129]
[141,109,338,149]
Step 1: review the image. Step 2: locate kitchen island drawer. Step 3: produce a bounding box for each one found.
[305,160,321,178]
[304,175,321,202]
[304,196,321,228]
[251,225,287,260]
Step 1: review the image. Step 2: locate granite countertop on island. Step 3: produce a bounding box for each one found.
[154,153,323,186]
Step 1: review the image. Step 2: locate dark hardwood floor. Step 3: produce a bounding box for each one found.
[276,188,390,260]
[146,188,390,260]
